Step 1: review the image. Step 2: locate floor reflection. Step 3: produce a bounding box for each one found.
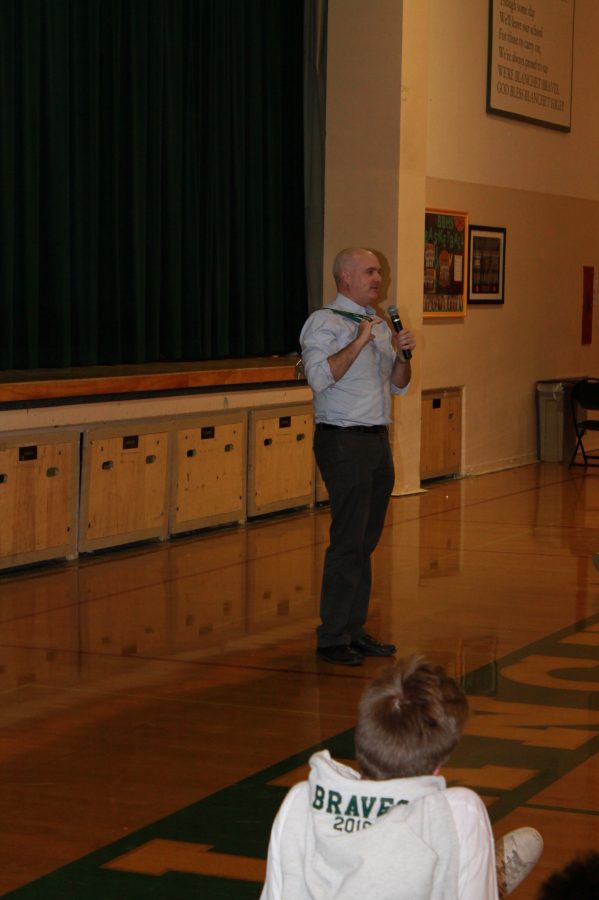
[1,462,599,897]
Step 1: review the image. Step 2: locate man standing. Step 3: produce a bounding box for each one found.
[300,248,415,666]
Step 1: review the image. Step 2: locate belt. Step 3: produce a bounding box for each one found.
[315,423,387,434]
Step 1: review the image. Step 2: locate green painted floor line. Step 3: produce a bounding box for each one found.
[524,803,599,817]
[6,611,599,899]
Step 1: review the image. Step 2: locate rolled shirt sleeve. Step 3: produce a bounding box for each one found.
[299,310,338,394]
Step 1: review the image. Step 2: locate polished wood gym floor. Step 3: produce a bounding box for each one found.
[2,461,599,898]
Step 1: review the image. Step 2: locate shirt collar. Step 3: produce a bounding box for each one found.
[332,292,375,317]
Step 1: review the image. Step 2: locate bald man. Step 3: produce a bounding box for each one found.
[300,248,415,665]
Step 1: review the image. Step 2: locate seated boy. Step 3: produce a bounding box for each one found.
[260,655,542,899]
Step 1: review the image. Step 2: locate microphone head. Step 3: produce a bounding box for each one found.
[388,305,398,316]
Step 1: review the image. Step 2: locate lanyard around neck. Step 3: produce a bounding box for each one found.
[330,308,373,324]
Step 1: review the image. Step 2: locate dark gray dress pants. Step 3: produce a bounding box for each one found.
[314,428,395,647]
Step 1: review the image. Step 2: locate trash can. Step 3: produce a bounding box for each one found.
[536,378,583,463]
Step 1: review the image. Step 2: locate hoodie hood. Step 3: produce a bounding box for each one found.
[297,750,460,899]
[308,749,446,823]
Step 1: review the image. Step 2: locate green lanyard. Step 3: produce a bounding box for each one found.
[330,308,373,324]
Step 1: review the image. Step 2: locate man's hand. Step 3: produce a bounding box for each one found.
[391,327,415,388]
[391,327,416,360]
[327,316,382,382]
[355,316,382,347]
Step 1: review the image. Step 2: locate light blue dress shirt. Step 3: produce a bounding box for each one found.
[300,293,410,427]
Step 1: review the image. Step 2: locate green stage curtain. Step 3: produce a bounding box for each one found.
[303,0,326,313]
[0,0,307,368]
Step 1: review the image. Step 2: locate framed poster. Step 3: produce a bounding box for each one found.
[486,0,575,132]
[423,209,468,318]
[468,225,506,305]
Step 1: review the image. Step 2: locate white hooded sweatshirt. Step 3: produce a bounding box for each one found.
[260,750,498,900]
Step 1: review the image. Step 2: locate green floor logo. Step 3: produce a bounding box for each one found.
[7,613,599,899]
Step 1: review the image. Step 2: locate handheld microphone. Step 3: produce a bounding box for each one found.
[387,305,412,361]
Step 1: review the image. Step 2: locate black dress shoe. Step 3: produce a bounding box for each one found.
[350,634,396,657]
[316,644,364,666]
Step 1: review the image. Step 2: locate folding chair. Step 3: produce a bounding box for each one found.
[568,378,599,468]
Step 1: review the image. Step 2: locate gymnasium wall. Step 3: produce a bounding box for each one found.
[424,0,599,474]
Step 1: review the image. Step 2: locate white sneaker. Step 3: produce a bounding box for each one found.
[495,827,544,898]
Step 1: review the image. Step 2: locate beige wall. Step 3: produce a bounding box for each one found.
[427,0,599,201]
[425,0,599,474]
[324,0,428,493]
[325,0,599,481]
[423,180,598,473]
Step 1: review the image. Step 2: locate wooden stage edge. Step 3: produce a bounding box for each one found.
[0,358,303,404]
